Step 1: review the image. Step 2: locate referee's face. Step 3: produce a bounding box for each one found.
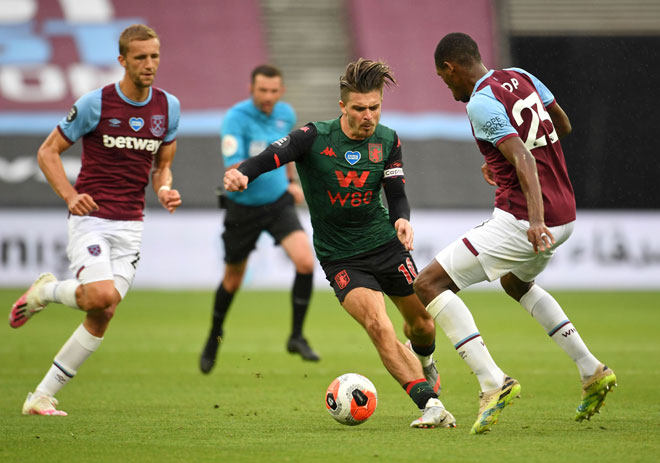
[251,75,284,115]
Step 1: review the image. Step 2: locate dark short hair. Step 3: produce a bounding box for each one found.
[251,64,283,83]
[119,24,158,56]
[339,58,397,102]
[434,32,481,69]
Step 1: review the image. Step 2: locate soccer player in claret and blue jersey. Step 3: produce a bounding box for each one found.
[199,65,319,374]
[413,32,616,434]
[9,24,181,416]
[224,59,456,429]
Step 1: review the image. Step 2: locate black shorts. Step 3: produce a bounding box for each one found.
[222,191,304,264]
[321,238,419,303]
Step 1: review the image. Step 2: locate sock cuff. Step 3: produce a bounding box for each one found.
[74,324,103,351]
[426,289,455,319]
[519,284,547,314]
[404,378,427,394]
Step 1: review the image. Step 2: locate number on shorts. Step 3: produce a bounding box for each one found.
[397,257,418,284]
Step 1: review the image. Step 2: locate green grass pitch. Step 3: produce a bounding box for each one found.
[1,288,658,462]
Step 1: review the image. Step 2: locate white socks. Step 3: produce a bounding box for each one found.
[428,290,505,391]
[520,285,599,380]
[41,279,81,310]
[35,324,103,397]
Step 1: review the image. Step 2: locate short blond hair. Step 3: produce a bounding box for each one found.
[119,24,159,56]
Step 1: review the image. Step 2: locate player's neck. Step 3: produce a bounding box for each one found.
[119,78,151,102]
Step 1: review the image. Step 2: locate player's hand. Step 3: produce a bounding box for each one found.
[481,163,497,186]
[288,182,305,204]
[66,193,99,216]
[224,169,248,192]
[394,218,414,251]
[158,188,182,213]
[527,222,555,254]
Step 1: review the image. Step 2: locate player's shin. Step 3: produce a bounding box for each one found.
[428,290,504,391]
[520,284,599,380]
[35,324,103,397]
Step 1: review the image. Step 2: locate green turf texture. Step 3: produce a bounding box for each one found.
[1,289,658,462]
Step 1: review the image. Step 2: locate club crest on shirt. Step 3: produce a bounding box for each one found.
[345,150,361,165]
[129,117,144,132]
[87,244,102,256]
[150,115,166,137]
[368,143,382,163]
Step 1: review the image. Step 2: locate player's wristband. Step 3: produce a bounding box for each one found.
[158,185,171,194]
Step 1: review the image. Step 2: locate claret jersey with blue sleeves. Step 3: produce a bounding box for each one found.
[220,98,295,206]
[58,82,180,221]
[466,67,575,226]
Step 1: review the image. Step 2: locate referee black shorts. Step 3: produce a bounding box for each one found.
[321,238,420,303]
[221,191,304,264]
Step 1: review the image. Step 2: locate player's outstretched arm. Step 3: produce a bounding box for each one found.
[37,128,99,216]
[152,141,182,213]
[498,136,554,253]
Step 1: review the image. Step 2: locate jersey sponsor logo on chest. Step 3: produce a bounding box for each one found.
[102,134,162,154]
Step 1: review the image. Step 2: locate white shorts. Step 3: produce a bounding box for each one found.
[67,215,143,299]
[435,208,574,289]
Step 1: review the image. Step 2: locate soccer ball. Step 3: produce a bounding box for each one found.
[325,373,377,426]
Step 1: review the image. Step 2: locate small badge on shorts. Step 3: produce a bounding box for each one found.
[334,269,350,289]
[87,244,102,256]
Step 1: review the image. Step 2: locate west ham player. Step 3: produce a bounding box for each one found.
[224,59,456,429]
[413,32,616,434]
[199,65,319,375]
[9,24,181,416]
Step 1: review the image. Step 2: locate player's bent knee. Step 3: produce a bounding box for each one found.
[81,284,119,311]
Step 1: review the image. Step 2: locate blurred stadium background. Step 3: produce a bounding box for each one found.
[1,0,659,291]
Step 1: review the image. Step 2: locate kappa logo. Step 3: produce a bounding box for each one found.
[150,115,166,137]
[87,244,102,256]
[344,150,361,165]
[129,117,144,132]
[321,146,336,157]
[334,269,350,289]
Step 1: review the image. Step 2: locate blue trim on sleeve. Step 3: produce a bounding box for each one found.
[467,86,517,146]
[505,67,555,107]
[164,91,180,142]
[57,88,102,142]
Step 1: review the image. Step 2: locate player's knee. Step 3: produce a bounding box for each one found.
[80,285,118,311]
[413,270,437,305]
[296,257,315,275]
[222,270,244,293]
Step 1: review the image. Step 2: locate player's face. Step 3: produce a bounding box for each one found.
[119,38,160,89]
[339,90,382,140]
[251,75,284,115]
[436,64,470,103]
